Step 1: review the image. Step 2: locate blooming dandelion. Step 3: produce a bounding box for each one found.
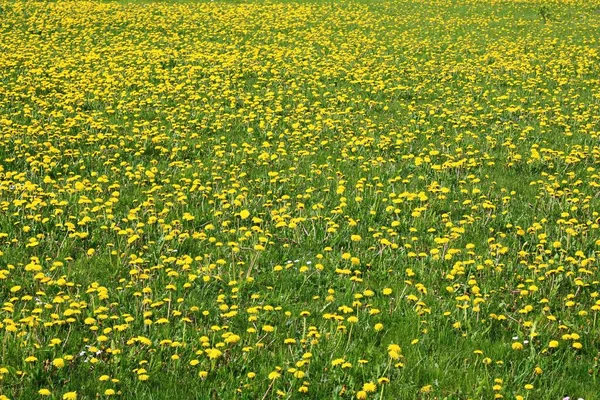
[362,382,376,393]
[0,0,597,398]
[268,371,281,380]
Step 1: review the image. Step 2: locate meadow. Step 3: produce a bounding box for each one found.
[1,0,600,398]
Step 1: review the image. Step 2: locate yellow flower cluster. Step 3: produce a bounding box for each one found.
[0,0,599,398]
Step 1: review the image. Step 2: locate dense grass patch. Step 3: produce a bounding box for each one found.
[1,0,600,398]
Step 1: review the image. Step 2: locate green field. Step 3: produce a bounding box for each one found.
[1,0,600,398]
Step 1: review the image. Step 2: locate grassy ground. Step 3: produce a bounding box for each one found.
[1,0,600,398]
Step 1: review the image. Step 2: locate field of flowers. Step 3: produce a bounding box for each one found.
[1,0,600,398]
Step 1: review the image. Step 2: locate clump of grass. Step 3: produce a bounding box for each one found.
[0,0,599,399]
[537,4,552,23]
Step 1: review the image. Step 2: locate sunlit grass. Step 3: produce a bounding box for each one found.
[1,0,600,398]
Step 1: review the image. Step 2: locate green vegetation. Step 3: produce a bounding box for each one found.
[0,0,599,398]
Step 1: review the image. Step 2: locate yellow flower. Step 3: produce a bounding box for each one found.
[52,358,65,368]
[362,382,376,393]
[332,358,345,366]
[387,343,402,359]
[511,342,523,351]
[239,210,250,219]
[268,371,281,380]
[63,392,77,400]
[205,348,222,359]
[549,340,559,348]
[38,389,51,396]
[387,344,401,353]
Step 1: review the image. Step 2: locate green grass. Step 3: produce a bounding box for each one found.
[1,0,600,399]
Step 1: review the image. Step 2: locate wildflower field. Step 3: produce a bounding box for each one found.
[1,0,600,398]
